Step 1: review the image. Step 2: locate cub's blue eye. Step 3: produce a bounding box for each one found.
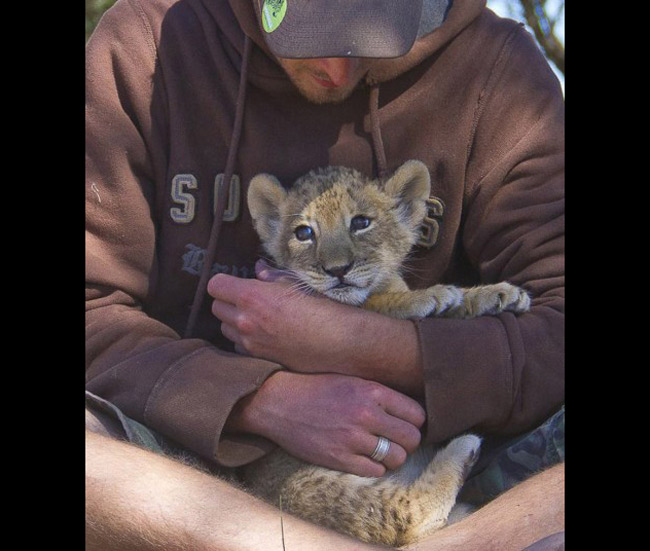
[350,215,371,231]
[294,225,314,241]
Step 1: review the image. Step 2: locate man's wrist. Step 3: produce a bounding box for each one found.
[223,371,285,437]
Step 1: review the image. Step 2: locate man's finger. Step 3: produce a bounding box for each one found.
[360,433,408,472]
[256,259,296,283]
[207,273,251,304]
[211,298,240,325]
[372,412,422,455]
[377,390,427,429]
[220,322,244,348]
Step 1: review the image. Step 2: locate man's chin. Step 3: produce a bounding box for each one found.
[289,78,358,105]
[278,59,368,105]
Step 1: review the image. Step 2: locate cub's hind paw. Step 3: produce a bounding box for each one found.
[438,434,482,481]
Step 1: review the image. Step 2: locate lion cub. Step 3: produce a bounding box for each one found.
[248,160,530,320]
[244,160,530,546]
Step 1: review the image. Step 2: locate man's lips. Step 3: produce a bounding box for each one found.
[311,74,340,88]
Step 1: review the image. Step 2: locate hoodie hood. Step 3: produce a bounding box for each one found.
[228,0,486,84]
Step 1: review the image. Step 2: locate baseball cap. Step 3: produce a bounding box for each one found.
[255,0,426,59]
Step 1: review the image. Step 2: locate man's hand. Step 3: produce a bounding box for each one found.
[207,266,424,396]
[211,263,427,476]
[208,264,356,369]
[227,370,426,477]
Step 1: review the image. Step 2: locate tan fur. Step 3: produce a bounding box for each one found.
[248,161,530,318]
[245,161,531,545]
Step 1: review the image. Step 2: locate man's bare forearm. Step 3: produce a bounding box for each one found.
[86,430,378,551]
[209,273,425,396]
[324,306,424,397]
[403,463,565,551]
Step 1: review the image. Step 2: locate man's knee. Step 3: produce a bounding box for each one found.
[85,406,126,440]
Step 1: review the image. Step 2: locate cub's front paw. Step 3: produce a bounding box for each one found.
[422,285,464,317]
[467,283,530,317]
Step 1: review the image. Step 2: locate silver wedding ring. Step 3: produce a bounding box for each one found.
[369,436,391,462]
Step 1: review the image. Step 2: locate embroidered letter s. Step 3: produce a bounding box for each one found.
[170,174,198,224]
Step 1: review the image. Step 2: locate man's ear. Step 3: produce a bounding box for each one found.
[247,173,287,243]
[383,160,431,227]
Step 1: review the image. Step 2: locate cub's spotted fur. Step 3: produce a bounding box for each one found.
[244,160,530,546]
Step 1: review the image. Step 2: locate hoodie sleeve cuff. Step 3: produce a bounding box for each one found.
[143,343,282,466]
[413,315,514,443]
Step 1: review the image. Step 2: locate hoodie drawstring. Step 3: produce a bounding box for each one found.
[184,41,389,337]
[369,84,388,179]
[184,35,253,338]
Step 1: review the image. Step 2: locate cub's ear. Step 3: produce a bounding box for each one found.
[247,173,287,242]
[384,160,431,227]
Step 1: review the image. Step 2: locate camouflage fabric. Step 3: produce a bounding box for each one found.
[86,391,236,476]
[459,406,565,506]
[86,391,169,454]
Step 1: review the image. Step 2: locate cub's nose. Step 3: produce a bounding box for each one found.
[324,263,353,281]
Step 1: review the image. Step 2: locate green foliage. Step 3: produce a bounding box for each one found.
[86,0,117,41]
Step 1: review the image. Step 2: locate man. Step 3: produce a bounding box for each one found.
[86,0,564,548]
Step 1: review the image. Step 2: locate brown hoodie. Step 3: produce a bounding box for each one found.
[85,0,564,466]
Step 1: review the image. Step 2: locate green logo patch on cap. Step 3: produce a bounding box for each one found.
[262,0,287,33]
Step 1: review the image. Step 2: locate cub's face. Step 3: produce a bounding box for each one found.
[247,161,431,305]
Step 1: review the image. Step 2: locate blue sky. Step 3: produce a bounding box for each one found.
[486,0,565,93]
